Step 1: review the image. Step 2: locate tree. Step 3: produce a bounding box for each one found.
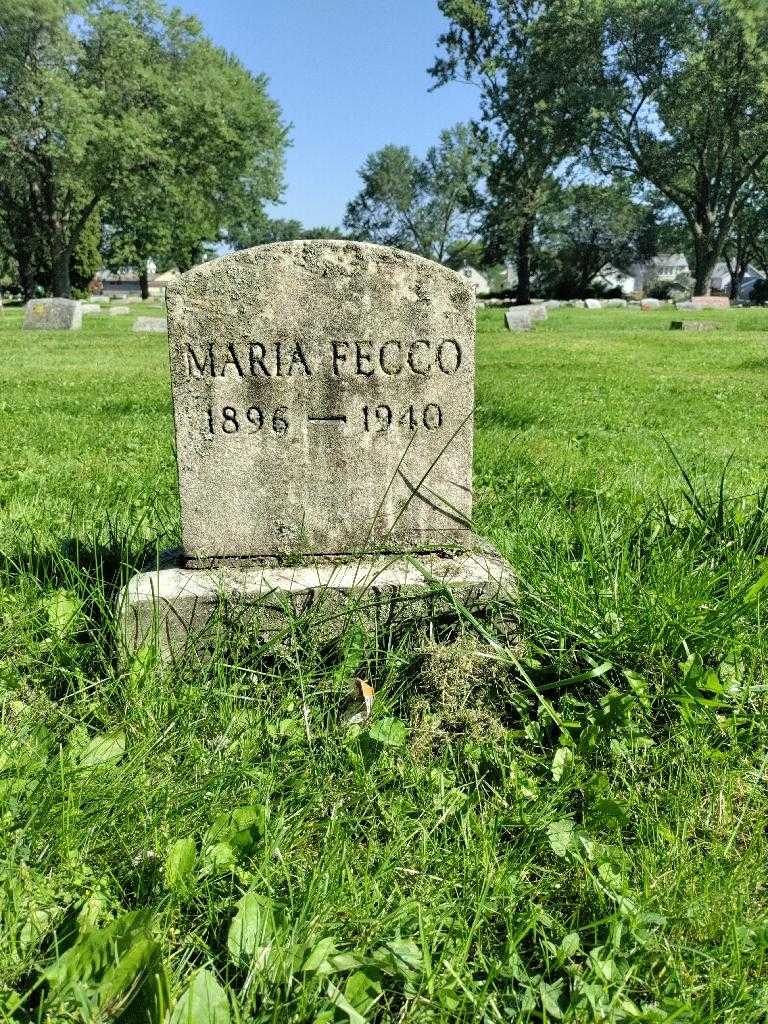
[225,215,345,251]
[601,0,768,295]
[431,0,608,304]
[721,185,768,300]
[0,1,287,297]
[344,124,482,263]
[538,182,641,298]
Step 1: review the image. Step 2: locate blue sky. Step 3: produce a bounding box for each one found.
[180,1,479,229]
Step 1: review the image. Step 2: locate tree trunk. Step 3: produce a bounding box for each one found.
[729,270,745,302]
[51,249,72,297]
[139,266,149,300]
[692,235,718,296]
[515,217,534,305]
[17,250,36,302]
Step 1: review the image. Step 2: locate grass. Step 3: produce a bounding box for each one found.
[1,304,768,1022]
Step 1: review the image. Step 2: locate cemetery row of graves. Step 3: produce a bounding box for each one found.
[2,287,768,1020]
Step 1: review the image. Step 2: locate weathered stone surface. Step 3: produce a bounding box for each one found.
[81,303,102,315]
[670,320,722,332]
[675,300,696,309]
[641,298,662,310]
[583,298,602,309]
[604,298,628,307]
[166,241,475,561]
[23,298,82,331]
[108,306,130,316]
[119,544,516,661]
[504,308,533,331]
[543,299,562,309]
[125,296,142,304]
[133,316,167,333]
[691,295,730,309]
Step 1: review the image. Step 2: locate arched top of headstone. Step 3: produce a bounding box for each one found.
[166,240,476,562]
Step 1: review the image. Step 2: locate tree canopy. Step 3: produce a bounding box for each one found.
[0,0,287,297]
[344,124,482,263]
[431,0,608,303]
[601,0,768,294]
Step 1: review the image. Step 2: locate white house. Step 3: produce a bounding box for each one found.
[458,265,490,293]
[629,253,691,292]
[592,263,636,295]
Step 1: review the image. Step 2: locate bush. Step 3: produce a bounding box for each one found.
[750,279,768,305]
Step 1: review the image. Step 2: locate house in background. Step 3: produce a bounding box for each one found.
[710,262,765,299]
[93,261,179,297]
[593,263,636,295]
[458,265,490,293]
[629,253,691,293]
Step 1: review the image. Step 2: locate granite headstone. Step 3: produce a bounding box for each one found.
[23,298,82,331]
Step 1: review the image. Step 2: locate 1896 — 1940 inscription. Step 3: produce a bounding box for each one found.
[166,240,475,561]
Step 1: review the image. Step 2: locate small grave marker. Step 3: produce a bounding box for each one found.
[133,316,167,333]
[670,320,722,332]
[22,298,82,331]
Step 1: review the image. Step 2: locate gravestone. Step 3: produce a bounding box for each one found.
[81,303,102,315]
[23,298,82,331]
[108,306,130,316]
[120,241,514,658]
[133,316,167,333]
[641,298,662,310]
[505,305,546,331]
[670,320,722,332]
[583,298,602,309]
[691,295,730,309]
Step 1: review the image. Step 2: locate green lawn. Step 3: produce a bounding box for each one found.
[2,305,768,1022]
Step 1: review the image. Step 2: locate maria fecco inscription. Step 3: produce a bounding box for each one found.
[166,240,475,561]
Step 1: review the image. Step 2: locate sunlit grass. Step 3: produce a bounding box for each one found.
[1,305,768,1021]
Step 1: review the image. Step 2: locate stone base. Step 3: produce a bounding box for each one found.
[118,543,516,661]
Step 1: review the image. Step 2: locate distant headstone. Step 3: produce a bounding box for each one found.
[22,298,82,331]
[543,299,562,309]
[505,305,546,331]
[604,298,628,307]
[91,296,109,304]
[125,296,142,304]
[583,298,602,309]
[108,306,130,316]
[505,308,533,331]
[133,316,167,333]
[675,300,696,309]
[670,320,722,332]
[691,295,730,309]
[120,241,515,657]
[81,303,102,315]
[641,298,662,310]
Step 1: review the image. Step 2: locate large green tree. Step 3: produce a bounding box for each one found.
[601,0,768,295]
[431,0,608,304]
[344,123,482,263]
[0,0,286,298]
[538,182,641,298]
